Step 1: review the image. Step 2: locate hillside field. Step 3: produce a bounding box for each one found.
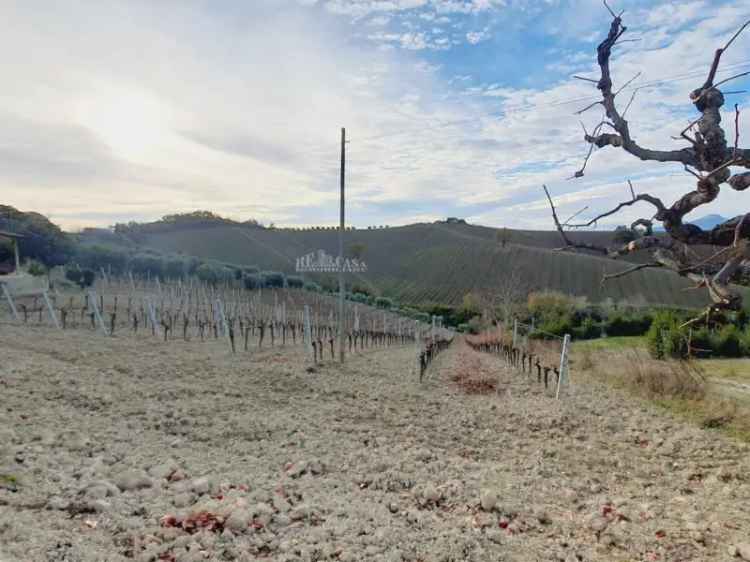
[103,222,738,309]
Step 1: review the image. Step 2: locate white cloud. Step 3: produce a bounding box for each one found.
[0,0,748,233]
[466,28,491,44]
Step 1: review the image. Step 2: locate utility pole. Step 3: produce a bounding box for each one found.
[338,127,346,363]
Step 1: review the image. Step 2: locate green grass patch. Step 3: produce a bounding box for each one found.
[0,473,19,490]
[573,336,646,352]
[697,358,750,382]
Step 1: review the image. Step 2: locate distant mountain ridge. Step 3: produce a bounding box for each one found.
[654,214,729,232]
[690,214,729,230]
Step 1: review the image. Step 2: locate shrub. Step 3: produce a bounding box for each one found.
[414,312,431,324]
[26,260,47,277]
[243,274,263,290]
[375,296,394,309]
[286,275,304,289]
[76,245,129,274]
[350,292,370,304]
[735,309,749,330]
[689,327,713,358]
[613,225,637,244]
[712,324,743,358]
[647,311,688,359]
[466,316,482,335]
[304,281,321,292]
[527,291,575,319]
[261,271,285,288]
[574,317,602,340]
[65,267,95,288]
[130,254,165,278]
[351,284,372,297]
[164,258,187,279]
[195,263,219,284]
[535,313,575,339]
[604,311,653,337]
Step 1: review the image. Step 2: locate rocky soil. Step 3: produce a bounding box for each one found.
[1,324,749,562]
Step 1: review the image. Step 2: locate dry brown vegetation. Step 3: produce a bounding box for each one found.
[572,345,750,442]
[449,353,498,394]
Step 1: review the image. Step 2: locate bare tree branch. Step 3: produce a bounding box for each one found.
[586,13,700,167]
[602,262,662,284]
[671,116,702,144]
[550,10,750,314]
[571,119,606,178]
[603,0,617,18]
[713,71,750,91]
[575,100,603,115]
[614,71,641,96]
[562,206,589,226]
[734,213,750,247]
[734,103,741,160]
[567,190,666,229]
[702,19,750,89]
[542,185,608,254]
[621,88,639,117]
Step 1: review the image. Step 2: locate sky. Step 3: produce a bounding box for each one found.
[1,0,749,231]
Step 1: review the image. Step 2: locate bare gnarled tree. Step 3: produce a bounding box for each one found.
[545,2,750,325]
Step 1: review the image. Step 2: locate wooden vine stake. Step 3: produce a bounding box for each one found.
[88,290,109,335]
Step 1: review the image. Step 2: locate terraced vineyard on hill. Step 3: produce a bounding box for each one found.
[96,221,740,309]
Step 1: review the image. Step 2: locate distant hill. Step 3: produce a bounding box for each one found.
[691,214,729,230]
[654,213,729,232]
[0,205,73,266]
[80,218,737,309]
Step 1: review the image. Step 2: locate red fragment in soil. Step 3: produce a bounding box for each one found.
[160,511,224,534]
[158,553,176,562]
[498,520,509,529]
[655,530,666,539]
[602,505,614,517]
[167,470,186,482]
[251,519,265,530]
